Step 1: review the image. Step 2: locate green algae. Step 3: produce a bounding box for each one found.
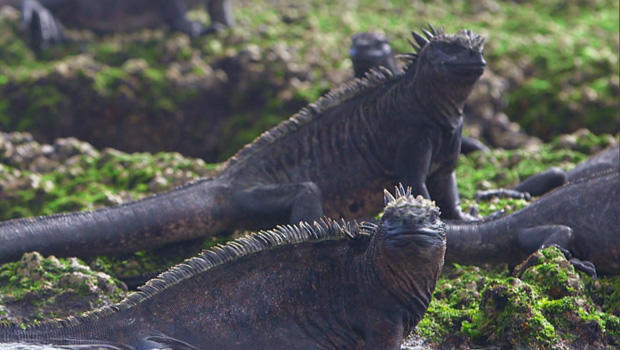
[0,146,217,221]
[0,252,126,324]
[415,246,619,349]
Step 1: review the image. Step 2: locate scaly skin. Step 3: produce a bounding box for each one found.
[0,26,484,262]
[349,31,489,155]
[20,0,234,50]
[447,170,619,276]
[0,190,446,349]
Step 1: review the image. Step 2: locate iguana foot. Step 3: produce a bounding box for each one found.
[546,244,598,279]
[475,188,531,201]
[21,0,64,50]
[569,258,597,279]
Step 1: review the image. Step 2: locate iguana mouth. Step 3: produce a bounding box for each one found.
[448,62,486,76]
[387,226,444,238]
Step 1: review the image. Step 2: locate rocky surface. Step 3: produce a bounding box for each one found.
[0,252,127,325]
[407,247,619,349]
[0,130,217,220]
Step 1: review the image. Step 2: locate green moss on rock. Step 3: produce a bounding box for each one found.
[413,247,616,349]
[0,252,127,325]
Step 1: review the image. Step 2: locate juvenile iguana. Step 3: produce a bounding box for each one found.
[349,31,489,155]
[0,190,447,350]
[0,26,485,262]
[20,0,234,50]
[447,170,619,276]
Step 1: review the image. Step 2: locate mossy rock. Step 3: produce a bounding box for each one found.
[0,252,127,325]
[515,246,584,299]
[473,277,558,348]
[413,247,618,349]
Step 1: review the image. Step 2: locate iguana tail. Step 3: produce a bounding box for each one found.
[0,178,233,263]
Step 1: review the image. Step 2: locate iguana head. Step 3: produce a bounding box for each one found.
[349,32,399,78]
[368,185,446,319]
[410,25,485,84]
[404,26,485,125]
[378,185,446,259]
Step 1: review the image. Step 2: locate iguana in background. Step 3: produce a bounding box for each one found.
[349,30,489,155]
[0,190,447,350]
[476,144,619,200]
[0,26,485,261]
[349,31,401,79]
[20,0,234,50]
[447,170,619,276]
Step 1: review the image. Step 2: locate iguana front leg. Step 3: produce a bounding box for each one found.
[517,225,597,277]
[231,182,324,226]
[393,137,471,220]
[475,167,567,200]
[394,137,432,199]
[427,171,473,221]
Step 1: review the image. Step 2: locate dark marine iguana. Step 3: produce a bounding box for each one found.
[20,0,234,50]
[446,170,619,276]
[476,144,619,200]
[0,26,484,262]
[0,190,447,350]
[349,31,489,155]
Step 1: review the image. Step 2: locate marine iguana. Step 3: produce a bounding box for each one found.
[476,144,619,200]
[349,32,401,79]
[447,170,619,276]
[349,31,489,155]
[0,26,484,261]
[20,0,234,50]
[0,190,447,350]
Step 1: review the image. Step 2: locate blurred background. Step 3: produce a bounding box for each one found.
[0,0,617,162]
